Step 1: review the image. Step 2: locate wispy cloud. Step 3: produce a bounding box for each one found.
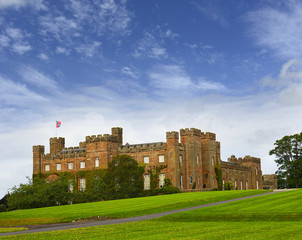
[121,66,138,79]
[148,64,225,92]
[19,66,59,94]
[192,1,229,27]
[56,46,70,55]
[245,1,302,59]
[37,53,49,60]
[1,27,32,54]
[0,0,47,10]
[133,32,168,59]
[75,41,101,57]
[0,75,45,106]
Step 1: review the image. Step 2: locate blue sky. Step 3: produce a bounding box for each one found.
[1,0,302,197]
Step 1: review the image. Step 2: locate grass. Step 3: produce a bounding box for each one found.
[0,189,301,239]
[0,228,27,233]
[0,189,266,226]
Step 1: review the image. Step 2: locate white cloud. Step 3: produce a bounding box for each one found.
[39,15,79,42]
[37,53,49,60]
[75,41,101,57]
[56,46,70,55]
[0,34,9,47]
[149,65,191,89]
[245,1,302,59]
[0,0,46,10]
[133,32,168,59]
[0,75,45,106]
[165,29,178,39]
[121,67,138,79]
[6,27,23,40]
[11,43,32,54]
[19,66,59,94]
[148,64,225,91]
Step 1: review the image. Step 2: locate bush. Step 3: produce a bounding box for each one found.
[0,204,6,212]
[224,181,234,190]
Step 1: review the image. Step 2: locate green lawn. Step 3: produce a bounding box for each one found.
[0,190,266,226]
[0,189,301,239]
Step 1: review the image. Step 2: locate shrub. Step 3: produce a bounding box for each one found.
[0,204,6,212]
[224,181,234,190]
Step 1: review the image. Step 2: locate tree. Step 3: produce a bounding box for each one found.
[269,133,302,188]
[105,155,145,199]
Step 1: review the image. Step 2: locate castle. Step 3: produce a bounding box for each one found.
[33,127,263,191]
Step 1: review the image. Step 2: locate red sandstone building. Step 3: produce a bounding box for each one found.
[33,127,263,191]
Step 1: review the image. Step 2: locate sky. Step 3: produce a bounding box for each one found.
[1,0,302,198]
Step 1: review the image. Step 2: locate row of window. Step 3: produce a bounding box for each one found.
[143,155,164,164]
[45,158,100,172]
[222,179,259,190]
[143,173,165,190]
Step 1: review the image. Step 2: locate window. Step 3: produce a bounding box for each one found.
[223,179,225,190]
[57,163,61,171]
[45,164,50,172]
[68,180,73,192]
[68,162,73,170]
[235,180,237,190]
[159,173,165,188]
[179,155,182,163]
[144,175,150,190]
[144,156,149,164]
[246,181,248,190]
[159,155,164,163]
[190,176,193,184]
[197,155,199,164]
[256,180,259,190]
[80,178,86,191]
[241,181,243,190]
[80,161,85,169]
[180,175,183,189]
[212,157,214,166]
[255,168,258,175]
[95,158,99,167]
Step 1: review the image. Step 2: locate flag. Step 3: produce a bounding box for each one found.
[56,121,61,128]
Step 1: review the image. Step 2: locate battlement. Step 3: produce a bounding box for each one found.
[33,145,45,152]
[85,134,118,143]
[166,131,179,139]
[221,161,250,171]
[201,132,216,140]
[119,142,166,153]
[228,155,261,164]
[49,137,65,144]
[180,128,202,136]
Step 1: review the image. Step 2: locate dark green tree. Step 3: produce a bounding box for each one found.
[105,155,145,199]
[269,133,302,188]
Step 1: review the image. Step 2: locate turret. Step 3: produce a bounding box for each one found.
[50,137,65,154]
[33,145,45,175]
[111,127,123,146]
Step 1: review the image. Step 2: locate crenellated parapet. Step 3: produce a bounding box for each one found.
[180,128,202,136]
[119,142,166,153]
[166,131,179,139]
[221,161,251,171]
[85,134,118,143]
[201,132,216,140]
[33,145,45,153]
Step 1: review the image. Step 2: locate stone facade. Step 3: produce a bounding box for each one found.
[262,174,277,190]
[33,127,263,191]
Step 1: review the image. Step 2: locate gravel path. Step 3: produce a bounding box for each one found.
[0,190,294,237]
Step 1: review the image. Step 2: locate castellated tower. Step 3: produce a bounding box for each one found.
[33,145,45,175]
[111,127,123,146]
[50,137,65,154]
[166,131,180,187]
[180,128,203,189]
[201,132,220,189]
